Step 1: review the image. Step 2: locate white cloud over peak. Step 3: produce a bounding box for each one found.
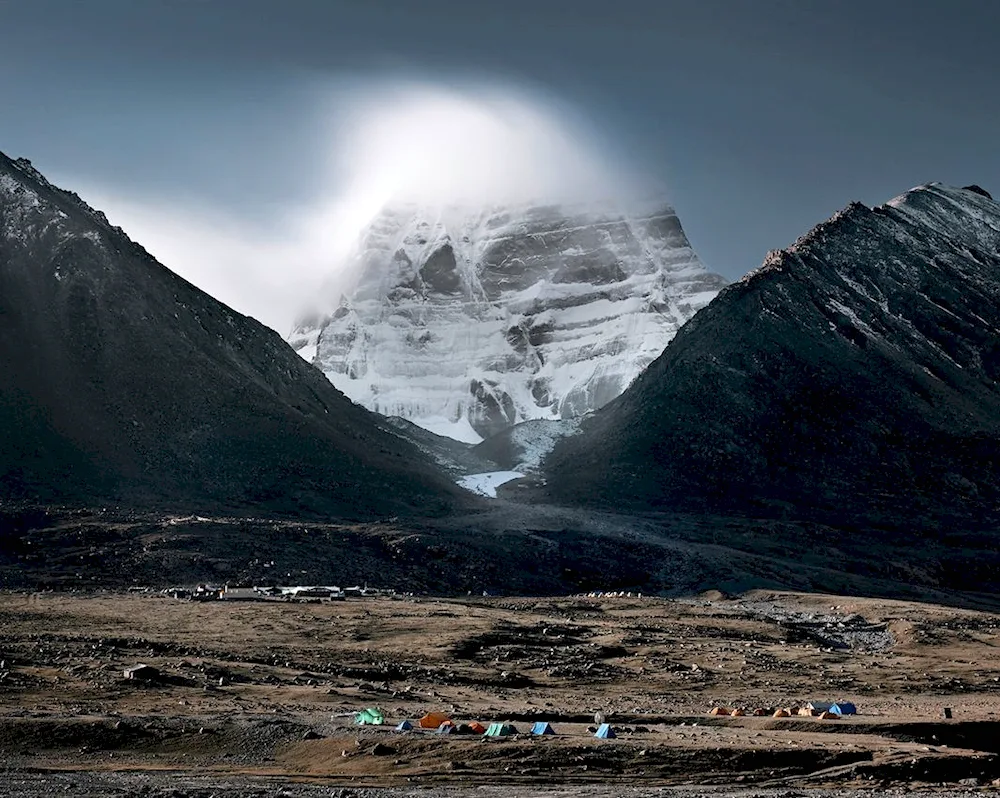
[66,79,648,334]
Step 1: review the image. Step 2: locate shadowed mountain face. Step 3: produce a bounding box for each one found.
[547,184,1000,529]
[0,153,462,518]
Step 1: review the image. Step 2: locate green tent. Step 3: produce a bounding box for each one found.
[485,722,518,737]
[355,707,385,725]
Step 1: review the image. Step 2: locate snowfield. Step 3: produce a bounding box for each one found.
[456,470,525,498]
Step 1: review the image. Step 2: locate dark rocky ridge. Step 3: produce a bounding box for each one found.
[0,152,464,518]
[546,183,1000,531]
[8,156,1000,603]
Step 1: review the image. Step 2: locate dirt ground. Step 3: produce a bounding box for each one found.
[2,589,1000,794]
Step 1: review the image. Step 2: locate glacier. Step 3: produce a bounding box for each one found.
[289,198,727,442]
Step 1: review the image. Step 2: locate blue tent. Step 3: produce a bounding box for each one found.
[395,720,414,731]
[830,702,857,716]
[594,723,616,739]
[531,721,555,735]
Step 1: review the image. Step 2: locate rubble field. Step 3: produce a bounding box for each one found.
[2,589,1000,795]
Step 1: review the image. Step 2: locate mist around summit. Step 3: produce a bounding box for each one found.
[67,80,656,335]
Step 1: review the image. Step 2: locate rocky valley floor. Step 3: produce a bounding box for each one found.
[5,504,1000,604]
[1,590,1000,795]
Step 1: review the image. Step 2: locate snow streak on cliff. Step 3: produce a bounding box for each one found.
[290,199,726,442]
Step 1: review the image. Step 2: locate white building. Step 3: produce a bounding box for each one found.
[221,585,258,600]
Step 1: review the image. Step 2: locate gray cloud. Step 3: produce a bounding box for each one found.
[2,0,999,329]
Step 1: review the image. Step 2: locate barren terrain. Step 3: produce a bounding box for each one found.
[2,589,1000,795]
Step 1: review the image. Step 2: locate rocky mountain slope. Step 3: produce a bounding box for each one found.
[0,152,462,518]
[546,183,1000,531]
[289,200,726,442]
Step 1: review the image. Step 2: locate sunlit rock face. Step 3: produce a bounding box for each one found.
[289,199,727,442]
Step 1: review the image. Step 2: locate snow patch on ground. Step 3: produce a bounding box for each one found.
[457,470,524,497]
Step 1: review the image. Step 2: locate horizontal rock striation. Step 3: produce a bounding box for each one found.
[290,199,726,441]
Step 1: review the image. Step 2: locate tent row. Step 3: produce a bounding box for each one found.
[355,709,612,739]
[356,709,551,736]
[709,700,858,718]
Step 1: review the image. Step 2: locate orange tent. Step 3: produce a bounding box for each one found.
[468,722,486,734]
[419,712,452,729]
[709,707,731,716]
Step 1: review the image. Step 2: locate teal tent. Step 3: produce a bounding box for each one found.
[531,721,555,735]
[594,723,616,739]
[354,707,385,725]
[485,722,518,737]
[395,720,414,731]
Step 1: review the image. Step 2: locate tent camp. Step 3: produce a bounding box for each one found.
[595,723,616,739]
[355,707,385,725]
[419,712,451,729]
[485,722,518,737]
[830,702,857,716]
[395,720,414,731]
[531,721,556,735]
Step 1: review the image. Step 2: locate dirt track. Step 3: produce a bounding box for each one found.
[2,590,1000,793]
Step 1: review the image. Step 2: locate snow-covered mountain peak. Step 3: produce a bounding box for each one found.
[290,196,727,442]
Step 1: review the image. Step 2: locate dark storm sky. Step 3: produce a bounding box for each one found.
[2,0,998,287]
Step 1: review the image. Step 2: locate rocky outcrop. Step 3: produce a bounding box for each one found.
[289,199,726,442]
